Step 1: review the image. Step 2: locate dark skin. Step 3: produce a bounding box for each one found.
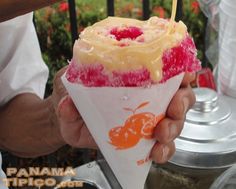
[0,0,62,22]
[56,70,196,163]
[151,73,196,163]
[0,67,96,158]
[0,1,196,162]
[0,63,195,163]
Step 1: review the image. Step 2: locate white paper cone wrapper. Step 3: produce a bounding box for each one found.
[62,73,184,189]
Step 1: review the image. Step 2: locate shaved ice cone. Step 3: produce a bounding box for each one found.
[62,73,184,189]
[62,7,201,189]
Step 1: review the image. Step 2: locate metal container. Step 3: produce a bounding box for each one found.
[54,159,121,189]
[172,87,236,169]
[146,87,236,189]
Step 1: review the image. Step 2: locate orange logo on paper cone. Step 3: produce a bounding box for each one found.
[108,101,164,150]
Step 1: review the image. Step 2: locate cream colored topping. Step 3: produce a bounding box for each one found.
[73,15,187,82]
[168,0,177,33]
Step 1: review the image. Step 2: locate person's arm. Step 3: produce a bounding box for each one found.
[0,14,96,158]
[0,67,96,158]
[0,0,62,22]
[0,94,65,158]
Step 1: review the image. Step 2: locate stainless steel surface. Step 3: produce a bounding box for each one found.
[54,161,112,189]
[186,88,231,125]
[210,164,236,189]
[97,159,122,189]
[170,87,236,169]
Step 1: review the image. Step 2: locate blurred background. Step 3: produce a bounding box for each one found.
[2,0,212,188]
[35,0,208,97]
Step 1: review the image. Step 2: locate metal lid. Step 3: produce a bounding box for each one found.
[170,87,236,169]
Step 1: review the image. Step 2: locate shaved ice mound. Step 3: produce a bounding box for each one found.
[66,16,201,87]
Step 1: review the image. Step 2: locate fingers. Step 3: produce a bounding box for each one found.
[76,124,97,149]
[57,95,97,149]
[154,82,195,144]
[150,142,175,164]
[181,73,196,87]
[58,95,82,143]
[153,118,184,144]
[58,95,79,122]
[166,85,195,120]
[52,66,69,105]
[54,68,97,149]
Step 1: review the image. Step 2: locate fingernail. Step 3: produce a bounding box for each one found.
[58,96,70,118]
[161,145,170,162]
[169,123,177,140]
[183,97,189,113]
[190,72,197,81]
[58,96,80,123]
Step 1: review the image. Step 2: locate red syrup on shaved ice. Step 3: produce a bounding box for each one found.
[66,16,201,87]
[62,3,202,189]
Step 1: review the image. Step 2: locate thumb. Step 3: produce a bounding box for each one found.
[57,95,84,146]
[57,95,96,148]
[58,95,80,123]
